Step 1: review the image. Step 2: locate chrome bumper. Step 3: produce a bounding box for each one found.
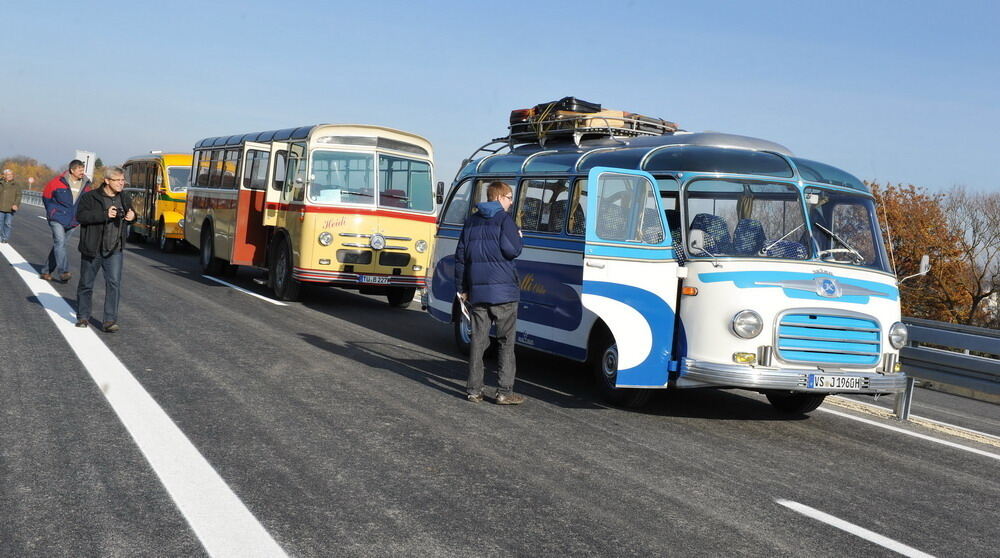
[680,358,908,393]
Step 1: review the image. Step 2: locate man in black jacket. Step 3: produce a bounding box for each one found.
[454,181,525,404]
[75,166,135,332]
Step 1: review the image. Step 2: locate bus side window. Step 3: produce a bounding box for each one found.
[441,179,474,225]
[222,149,240,189]
[516,179,568,233]
[567,178,587,236]
[285,143,306,202]
[196,151,211,187]
[209,149,224,188]
[471,178,514,213]
[272,150,287,191]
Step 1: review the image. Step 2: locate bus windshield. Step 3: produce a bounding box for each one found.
[805,186,890,272]
[378,154,432,212]
[167,166,190,192]
[684,179,809,259]
[309,151,375,204]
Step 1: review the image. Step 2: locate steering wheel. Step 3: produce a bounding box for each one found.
[818,248,864,264]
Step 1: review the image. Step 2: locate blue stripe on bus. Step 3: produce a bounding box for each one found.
[699,270,897,302]
[585,244,676,260]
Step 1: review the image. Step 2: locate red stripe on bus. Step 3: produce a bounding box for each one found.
[265,202,437,223]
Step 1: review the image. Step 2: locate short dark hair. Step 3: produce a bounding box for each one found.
[486,181,512,202]
[69,159,85,171]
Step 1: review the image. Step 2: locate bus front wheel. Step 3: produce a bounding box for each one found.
[387,287,415,308]
[157,218,176,253]
[765,391,826,414]
[453,311,472,356]
[590,331,652,409]
[200,225,225,275]
[270,239,301,301]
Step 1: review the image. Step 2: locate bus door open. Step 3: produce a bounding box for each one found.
[582,167,680,388]
[231,141,271,266]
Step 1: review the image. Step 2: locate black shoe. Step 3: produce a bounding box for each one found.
[495,392,526,405]
[467,392,484,403]
[102,321,119,333]
[75,319,89,328]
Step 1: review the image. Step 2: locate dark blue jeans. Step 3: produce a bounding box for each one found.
[77,250,123,324]
[41,220,76,275]
[467,301,518,396]
[0,211,12,242]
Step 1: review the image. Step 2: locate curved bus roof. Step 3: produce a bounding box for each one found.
[460,132,867,192]
[193,124,433,157]
[124,153,192,166]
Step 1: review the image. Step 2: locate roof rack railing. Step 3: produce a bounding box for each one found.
[509,114,676,147]
[453,137,514,183]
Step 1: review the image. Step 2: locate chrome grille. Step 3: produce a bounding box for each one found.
[777,313,880,366]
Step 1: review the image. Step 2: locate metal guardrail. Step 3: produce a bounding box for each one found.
[894,317,1000,419]
[20,189,43,208]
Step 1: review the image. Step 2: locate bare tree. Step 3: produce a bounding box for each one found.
[944,187,1000,326]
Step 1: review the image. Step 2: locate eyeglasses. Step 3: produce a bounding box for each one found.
[107,178,126,182]
[503,194,513,200]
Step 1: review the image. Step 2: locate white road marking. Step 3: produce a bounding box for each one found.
[818,407,1000,461]
[202,275,287,306]
[38,215,47,219]
[1,243,287,558]
[776,499,934,558]
[830,395,1000,443]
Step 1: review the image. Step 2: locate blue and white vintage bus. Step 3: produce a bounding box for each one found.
[424,128,910,412]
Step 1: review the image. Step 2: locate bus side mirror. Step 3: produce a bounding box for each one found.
[436,181,444,205]
[688,229,706,255]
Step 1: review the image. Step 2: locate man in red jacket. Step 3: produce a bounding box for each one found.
[40,160,91,282]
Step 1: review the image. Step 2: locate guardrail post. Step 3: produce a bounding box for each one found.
[893,376,915,421]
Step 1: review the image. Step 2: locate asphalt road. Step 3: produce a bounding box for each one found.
[1,203,998,557]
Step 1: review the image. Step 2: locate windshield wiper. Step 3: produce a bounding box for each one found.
[813,222,864,262]
[760,224,804,255]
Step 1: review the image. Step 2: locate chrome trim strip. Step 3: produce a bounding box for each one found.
[382,235,411,241]
[339,233,371,238]
[341,242,368,248]
[680,358,907,393]
[778,321,879,333]
[779,334,880,345]
[778,346,881,357]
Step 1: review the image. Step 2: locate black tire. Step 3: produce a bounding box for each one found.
[269,238,300,301]
[765,392,827,414]
[589,329,653,409]
[199,224,225,275]
[156,219,176,253]
[387,287,416,308]
[453,310,472,356]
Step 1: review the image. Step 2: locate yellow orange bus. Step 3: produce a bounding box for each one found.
[184,124,437,306]
[123,152,192,251]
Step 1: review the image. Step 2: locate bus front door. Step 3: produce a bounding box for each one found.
[263,141,289,228]
[582,167,679,388]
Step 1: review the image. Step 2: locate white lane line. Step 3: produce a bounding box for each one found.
[1,243,288,558]
[38,215,46,219]
[776,499,934,558]
[202,275,287,306]
[830,395,1000,443]
[818,407,1000,461]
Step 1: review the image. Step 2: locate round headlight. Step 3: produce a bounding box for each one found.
[178,219,186,229]
[732,310,763,339]
[415,240,428,253]
[318,232,333,246]
[889,322,908,349]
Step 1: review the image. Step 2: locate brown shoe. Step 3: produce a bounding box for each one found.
[495,392,526,405]
[60,272,72,282]
[39,273,52,281]
[467,392,484,403]
[75,319,89,328]
[102,321,120,333]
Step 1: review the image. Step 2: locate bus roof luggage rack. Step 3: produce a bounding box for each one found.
[509,97,678,146]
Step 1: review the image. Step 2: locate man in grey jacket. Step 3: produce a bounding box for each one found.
[0,169,21,243]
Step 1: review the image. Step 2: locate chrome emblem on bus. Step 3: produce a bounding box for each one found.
[369,233,386,250]
[815,277,842,298]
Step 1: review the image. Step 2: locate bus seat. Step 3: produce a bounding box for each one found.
[597,203,627,240]
[548,199,568,233]
[733,218,765,255]
[520,198,542,230]
[569,204,585,235]
[641,208,664,243]
[690,213,733,254]
[382,189,407,208]
[763,239,807,259]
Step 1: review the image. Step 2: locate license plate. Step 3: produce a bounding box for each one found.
[808,374,863,390]
[358,274,390,285]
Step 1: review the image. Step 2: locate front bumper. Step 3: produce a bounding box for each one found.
[681,358,908,393]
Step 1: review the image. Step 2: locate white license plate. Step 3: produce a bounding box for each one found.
[808,374,863,390]
[358,275,390,285]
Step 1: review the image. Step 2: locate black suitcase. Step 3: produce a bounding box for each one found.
[534,96,601,114]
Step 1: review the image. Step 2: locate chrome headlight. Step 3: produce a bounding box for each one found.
[318,232,333,246]
[415,239,428,253]
[888,322,908,349]
[732,310,763,339]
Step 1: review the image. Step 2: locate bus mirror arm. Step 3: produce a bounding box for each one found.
[898,254,931,285]
[688,230,722,268]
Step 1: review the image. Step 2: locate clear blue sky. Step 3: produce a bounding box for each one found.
[2,0,997,192]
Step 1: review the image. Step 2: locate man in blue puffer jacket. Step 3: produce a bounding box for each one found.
[40,160,91,282]
[454,181,524,404]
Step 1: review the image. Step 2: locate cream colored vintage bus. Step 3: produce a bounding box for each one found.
[183,124,437,306]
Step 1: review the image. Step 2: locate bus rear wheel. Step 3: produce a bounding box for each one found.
[765,391,826,414]
[157,218,176,253]
[387,287,415,308]
[590,330,652,409]
[200,224,225,275]
[270,239,300,301]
